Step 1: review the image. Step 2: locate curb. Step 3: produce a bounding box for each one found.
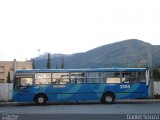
[0,102,18,106]
[116,99,160,102]
[0,99,160,106]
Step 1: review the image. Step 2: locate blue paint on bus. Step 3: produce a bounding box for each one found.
[12,68,149,103]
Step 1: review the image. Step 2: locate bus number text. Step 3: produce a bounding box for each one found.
[120,84,130,89]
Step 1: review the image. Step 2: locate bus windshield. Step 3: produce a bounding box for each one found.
[14,74,33,90]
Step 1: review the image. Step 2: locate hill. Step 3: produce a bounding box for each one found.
[33,39,160,68]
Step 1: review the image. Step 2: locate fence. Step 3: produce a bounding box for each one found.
[0,82,160,101]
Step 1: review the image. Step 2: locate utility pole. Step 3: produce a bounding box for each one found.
[32,58,36,69]
[148,44,154,98]
[148,44,152,71]
[60,56,64,69]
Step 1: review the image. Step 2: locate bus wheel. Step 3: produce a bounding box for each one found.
[35,94,47,105]
[102,93,115,104]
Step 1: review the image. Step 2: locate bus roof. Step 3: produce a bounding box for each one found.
[15,68,148,73]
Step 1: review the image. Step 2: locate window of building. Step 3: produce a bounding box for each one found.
[0,66,4,73]
[10,68,14,71]
[0,79,4,83]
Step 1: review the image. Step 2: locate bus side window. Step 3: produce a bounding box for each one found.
[85,72,101,84]
[105,72,122,83]
[138,72,146,82]
[70,73,86,84]
[35,73,51,85]
[52,73,70,85]
[122,72,138,83]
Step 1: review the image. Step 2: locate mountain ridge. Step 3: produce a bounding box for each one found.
[33,39,160,69]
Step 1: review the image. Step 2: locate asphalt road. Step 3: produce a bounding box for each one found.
[0,100,160,120]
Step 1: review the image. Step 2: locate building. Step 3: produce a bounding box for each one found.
[0,59,32,83]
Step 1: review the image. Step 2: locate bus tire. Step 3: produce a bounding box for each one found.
[35,94,47,105]
[102,92,115,104]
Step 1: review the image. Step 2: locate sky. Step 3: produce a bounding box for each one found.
[0,0,160,61]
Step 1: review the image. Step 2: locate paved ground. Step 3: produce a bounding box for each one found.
[1,100,160,120]
[0,99,160,114]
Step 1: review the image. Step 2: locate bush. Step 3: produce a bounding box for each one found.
[153,68,160,81]
[154,94,160,99]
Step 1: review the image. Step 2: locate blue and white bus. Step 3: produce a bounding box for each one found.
[12,68,150,105]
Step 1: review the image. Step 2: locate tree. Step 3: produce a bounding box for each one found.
[56,64,59,69]
[60,56,64,69]
[32,58,36,69]
[46,53,51,69]
[7,71,11,83]
[153,67,160,81]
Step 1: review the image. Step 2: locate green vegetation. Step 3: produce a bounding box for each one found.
[55,56,65,69]
[32,58,36,69]
[60,56,64,69]
[153,67,160,81]
[7,71,11,83]
[154,94,160,99]
[46,53,51,69]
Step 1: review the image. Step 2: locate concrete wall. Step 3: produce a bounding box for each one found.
[154,82,160,95]
[0,83,13,101]
[0,82,160,101]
